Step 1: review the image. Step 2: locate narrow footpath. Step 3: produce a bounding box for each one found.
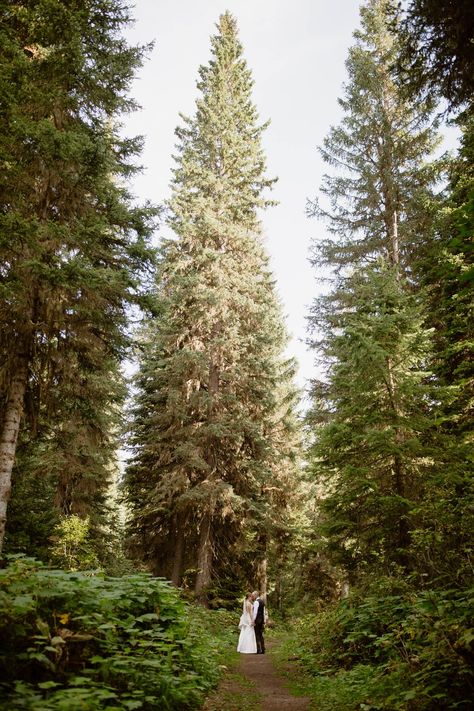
[204,640,311,711]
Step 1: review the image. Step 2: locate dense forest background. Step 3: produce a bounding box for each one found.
[0,0,472,709]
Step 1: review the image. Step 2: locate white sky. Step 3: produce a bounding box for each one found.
[121,0,455,390]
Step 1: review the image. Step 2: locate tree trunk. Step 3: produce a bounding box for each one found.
[254,531,268,598]
[275,572,282,613]
[209,360,219,400]
[391,209,400,269]
[171,513,186,587]
[392,450,411,563]
[0,353,29,554]
[255,556,268,598]
[195,344,220,602]
[195,510,213,605]
[386,356,411,566]
[207,324,221,414]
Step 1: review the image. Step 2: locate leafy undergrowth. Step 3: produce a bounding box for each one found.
[274,582,474,710]
[0,556,234,710]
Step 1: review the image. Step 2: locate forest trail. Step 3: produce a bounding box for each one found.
[204,639,311,711]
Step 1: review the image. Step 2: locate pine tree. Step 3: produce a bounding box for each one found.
[397,0,474,111]
[410,114,474,583]
[307,0,440,580]
[308,265,433,576]
[0,0,155,553]
[4,352,126,563]
[308,0,440,273]
[423,115,474,443]
[125,12,300,603]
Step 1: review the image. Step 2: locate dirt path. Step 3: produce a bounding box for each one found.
[203,641,311,711]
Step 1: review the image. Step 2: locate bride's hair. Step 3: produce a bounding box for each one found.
[245,592,252,599]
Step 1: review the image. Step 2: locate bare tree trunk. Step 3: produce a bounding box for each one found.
[171,513,186,587]
[0,353,29,554]
[275,572,282,613]
[254,530,268,597]
[391,209,399,269]
[195,510,213,605]
[255,556,267,598]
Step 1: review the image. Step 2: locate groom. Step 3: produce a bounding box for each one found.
[251,591,265,654]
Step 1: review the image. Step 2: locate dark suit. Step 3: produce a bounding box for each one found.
[254,598,265,654]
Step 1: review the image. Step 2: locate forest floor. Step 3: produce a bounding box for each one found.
[203,638,311,711]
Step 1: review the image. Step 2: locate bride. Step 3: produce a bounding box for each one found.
[237,592,257,653]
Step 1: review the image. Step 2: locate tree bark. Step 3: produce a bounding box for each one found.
[195,342,220,602]
[391,209,400,269]
[0,353,29,554]
[171,512,186,587]
[393,452,411,560]
[195,510,213,605]
[209,360,219,400]
[254,531,268,597]
[275,572,282,613]
[255,556,268,598]
[386,356,411,566]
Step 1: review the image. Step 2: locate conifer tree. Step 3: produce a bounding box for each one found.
[308,265,433,575]
[125,13,300,602]
[307,0,440,579]
[397,0,474,111]
[4,352,125,562]
[411,115,474,582]
[0,0,154,553]
[308,0,440,273]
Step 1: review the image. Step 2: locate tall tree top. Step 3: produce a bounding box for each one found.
[357,0,395,49]
[309,0,440,272]
[170,11,275,236]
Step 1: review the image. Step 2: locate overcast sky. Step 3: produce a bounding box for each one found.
[122,0,454,389]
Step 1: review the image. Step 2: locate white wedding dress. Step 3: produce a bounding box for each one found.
[237,599,257,653]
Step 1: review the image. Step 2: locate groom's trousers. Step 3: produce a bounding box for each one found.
[255,623,265,654]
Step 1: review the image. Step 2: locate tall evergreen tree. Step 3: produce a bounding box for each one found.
[308,0,440,274]
[307,0,440,580]
[125,13,300,602]
[0,0,154,553]
[308,265,433,576]
[410,114,474,583]
[4,352,126,562]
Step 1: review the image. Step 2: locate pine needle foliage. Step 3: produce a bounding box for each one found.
[396,0,474,111]
[307,0,441,274]
[307,0,440,581]
[0,0,156,553]
[308,264,434,575]
[410,113,474,584]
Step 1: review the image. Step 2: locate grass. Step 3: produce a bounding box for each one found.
[201,641,262,711]
[271,628,380,711]
[203,666,262,711]
[192,606,262,710]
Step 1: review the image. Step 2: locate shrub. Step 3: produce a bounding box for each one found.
[284,581,474,709]
[0,556,222,709]
[49,515,100,571]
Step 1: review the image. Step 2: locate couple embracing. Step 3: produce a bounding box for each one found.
[237,590,266,654]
